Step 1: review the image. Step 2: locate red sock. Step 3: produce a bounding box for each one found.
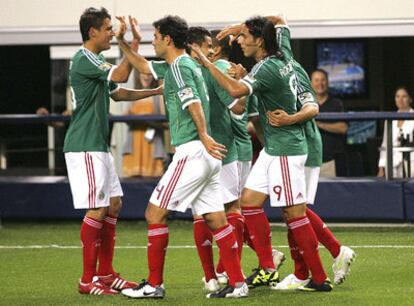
[147,224,169,286]
[242,207,274,270]
[97,214,117,276]
[243,222,255,251]
[287,229,309,280]
[288,216,327,284]
[306,208,341,258]
[80,216,103,283]
[193,218,216,281]
[217,213,245,274]
[213,225,245,286]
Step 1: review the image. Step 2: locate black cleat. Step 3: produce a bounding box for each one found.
[298,278,333,292]
[206,283,249,298]
[245,268,279,288]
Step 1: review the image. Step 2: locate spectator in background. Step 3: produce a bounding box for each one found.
[377,86,414,178]
[312,69,348,177]
[122,73,167,177]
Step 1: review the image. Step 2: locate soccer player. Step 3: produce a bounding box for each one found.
[265,15,356,289]
[210,33,286,285]
[64,8,163,295]
[190,16,332,292]
[115,16,248,299]
[186,27,246,292]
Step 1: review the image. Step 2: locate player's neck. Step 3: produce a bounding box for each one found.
[255,48,267,62]
[165,48,186,64]
[211,53,228,62]
[83,42,101,55]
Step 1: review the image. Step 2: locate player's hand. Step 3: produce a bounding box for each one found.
[129,16,141,51]
[188,43,212,67]
[115,16,127,40]
[228,62,247,80]
[216,24,243,41]
[36,107,50,116]
[154,84,164,96]
[200,134,227,160]
[267,109,293,127]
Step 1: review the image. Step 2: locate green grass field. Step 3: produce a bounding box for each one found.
[1,220,413,306]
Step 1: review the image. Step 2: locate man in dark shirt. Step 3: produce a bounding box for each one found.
[312,69,348,177]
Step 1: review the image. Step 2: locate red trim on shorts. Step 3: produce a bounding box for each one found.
[84,153,96,209]
[160,156,188,209]
[88,154,97,207]
[280,156,293,206]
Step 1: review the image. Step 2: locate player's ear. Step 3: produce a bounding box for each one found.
[164,34,172,46]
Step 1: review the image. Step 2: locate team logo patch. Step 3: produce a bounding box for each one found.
[98,62,112,71]
[98,191,105,200]
[298,92,315,104]
[177,87,194,102]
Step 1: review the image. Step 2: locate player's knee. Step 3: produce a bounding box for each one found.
[145,203,168,224]
[86,207,108,221]
[283,203,307,221]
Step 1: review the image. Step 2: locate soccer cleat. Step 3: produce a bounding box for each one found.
[79,277,118,295]
[202,277,220,292]
[216,271,229,285]
[121,280,165,299]
[97,273,137,291]
[298,278,333,292]
[271,273,310,290]
[245,268,279,288]
[332,246,356,285]
[206,282,249,298]
[272,248,286,270]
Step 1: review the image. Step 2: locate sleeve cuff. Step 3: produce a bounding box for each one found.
[240,79,253,96]
[247,112,259,118]
[227,99,239,109]
[230,110,244,120]
[107,65,117,82]
[148,61,159,80]
[274,25,290,29]
[182,99,200,110]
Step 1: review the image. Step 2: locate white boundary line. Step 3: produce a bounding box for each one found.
[0,245,413,250]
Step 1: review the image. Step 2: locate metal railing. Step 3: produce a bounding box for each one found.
[1,111,414,180]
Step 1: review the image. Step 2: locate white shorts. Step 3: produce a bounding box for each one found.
[305,166,320,205]
[244,149,307,207]
[220,161,240,204]
[65,152,123,210]
[149,140,224,216]
[237,160,252,195]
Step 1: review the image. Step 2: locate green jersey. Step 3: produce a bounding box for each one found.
[241,56,307,156]
[276,25,322,166]
[149,54,210,147]
[202,59,238,165]
[231,95,258,161]
[64,47,119,152]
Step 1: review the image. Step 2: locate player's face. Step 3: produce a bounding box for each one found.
[152,29,167,59]
[311,71,329,96]
[198,35,214,60]
[237,24,259,58]
[395,88,412,111]
[93,18,115,51]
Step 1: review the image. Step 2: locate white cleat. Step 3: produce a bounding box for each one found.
[271,273,310,290]
[272,249,286,270]
[332,246,356,285]
[202,277,220,292]
[121,280,165,299]
[207,282,249,298]
[216,271,229,285]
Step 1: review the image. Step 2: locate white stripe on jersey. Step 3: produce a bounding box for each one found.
[171,57,185,88]
[81,47,103,67]
[251,57,269,76]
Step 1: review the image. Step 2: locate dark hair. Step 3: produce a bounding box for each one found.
[244,16,283,59]
[187,26,211,53]
[395,85,412,98]
[79,7,111,42]
[211,30,232,58]
[311,68,329,81]
[153,15,188,49]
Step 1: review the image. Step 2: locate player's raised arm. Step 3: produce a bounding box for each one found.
[265,14,288,26]
[115,16,151,74]
[189,43,249,98]
[216,23,243,41]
